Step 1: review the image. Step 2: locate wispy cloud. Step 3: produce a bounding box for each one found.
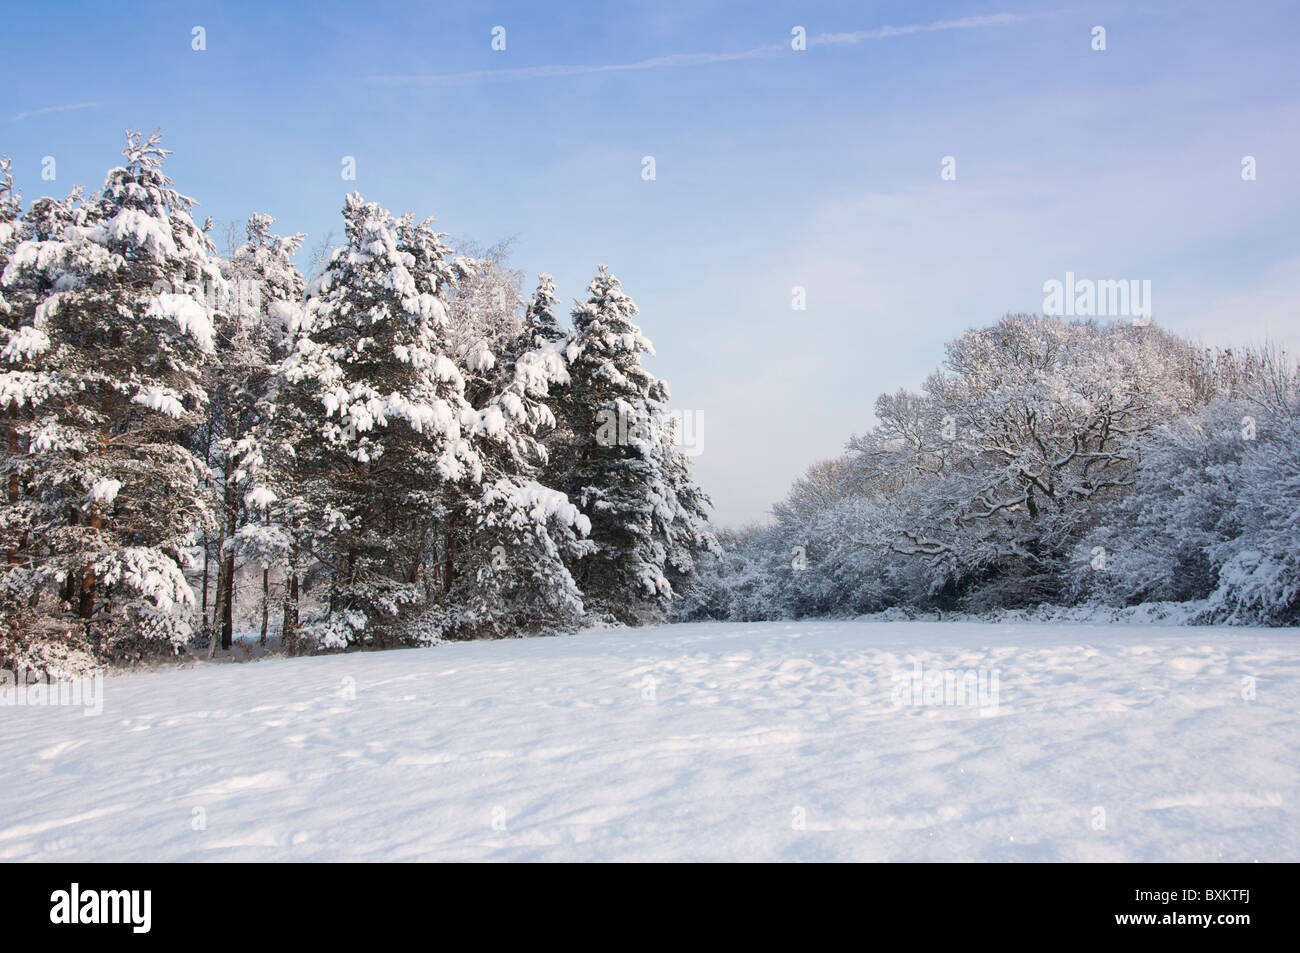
[813,12,1028,45]
[10,101,101,122]
[371,47,778,87]
[368,13,1028,87]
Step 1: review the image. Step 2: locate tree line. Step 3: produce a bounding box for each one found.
[0,132,716,677]
[680,316,1299,626]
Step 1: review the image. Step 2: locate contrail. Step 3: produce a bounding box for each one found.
[369,13,1027,87]
[813,12,1027,45]
[11,101,101,121]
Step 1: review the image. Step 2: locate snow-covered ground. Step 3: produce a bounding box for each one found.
[2,620,1297,862]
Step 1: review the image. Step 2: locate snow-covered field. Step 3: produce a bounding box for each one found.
[2,620,1297,862]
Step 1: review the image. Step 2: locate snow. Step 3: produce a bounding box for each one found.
[2,240,44,281]
[88,478,122,505]
[92,547,194,617]
[105,208,179,261]
[2,619,1296,862]
[0,369,52,411]
[482,477,591,537]
[477,403,506,438]
[431,354,462,384]
[2,325,51,362]
[146,292,216,353]
[384,265,417,298]
[403,292,446,324]
[466,339,495,372]
[243,486,277,510]
[131,386,186,418]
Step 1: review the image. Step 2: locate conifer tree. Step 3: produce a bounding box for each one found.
[0,131,224,666]
[549,266,715,623]
[440,265,591,637]
[203,214,306,653]
[282,193,479,648]
[524,273,565,347]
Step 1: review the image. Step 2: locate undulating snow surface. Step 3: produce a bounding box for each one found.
[3,620,1298,861]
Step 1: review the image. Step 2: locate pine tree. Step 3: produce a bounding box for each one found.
[0,156,28,567]
[0,157,21,327]
[204,214,306,654]
[282,193,479,649]
[440,263,592,637]
[1,180,105,674]
[549,266,715,623]
[524,273,565,347]
[0,130,223,667]
[0,155,49,671]
[441,477,593,637]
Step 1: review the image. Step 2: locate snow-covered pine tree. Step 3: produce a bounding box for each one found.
[438,261,592,637]
[524,273,565,348]
[252,251,322,655]
[282,193,480,649]
[0,130,224,667]
[0,157,20,327]
[0,156,27,569]
[548,265,715,624]
[204,214,306,653]
[658,435,720,596]
[0,182,105,675]
[442,476,593,637]
[0,154,50,672]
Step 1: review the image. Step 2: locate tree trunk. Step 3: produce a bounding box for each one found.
[259,567,269,646]
[78,348,116,629]
[408,529,424,585]
[208,541,226,660]
[77,563,95,620]
[443,510,459,593]
[217,481,238,651]
[6,405,20,564]
[77,509,102,621]
[282,557,299,655]
[218,543,234,651]
[200,534,211,632]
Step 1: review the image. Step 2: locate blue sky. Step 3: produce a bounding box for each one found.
[3,0,1298,525]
